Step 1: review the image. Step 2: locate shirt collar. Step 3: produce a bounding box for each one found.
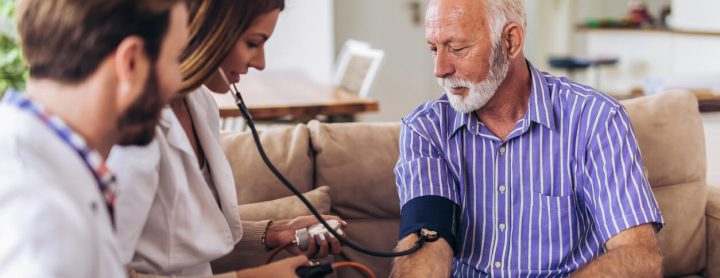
[157,105,173,129]
[447,61,555,139]
[526,62,555,131]
[449,105,470,138]
[1,89,22,104]
[1,88,117,224]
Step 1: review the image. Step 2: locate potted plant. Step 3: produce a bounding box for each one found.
[0,1,28,98]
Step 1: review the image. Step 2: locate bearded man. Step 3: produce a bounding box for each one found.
[390,0,664,277]
[0,0,187,276]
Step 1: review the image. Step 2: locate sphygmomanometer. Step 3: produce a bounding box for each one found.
[398,195,461,254]
[217,68,451,278]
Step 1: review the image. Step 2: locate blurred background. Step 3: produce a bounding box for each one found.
[257,0,720,185]
[1,0,718,184]
[218,0,720,121]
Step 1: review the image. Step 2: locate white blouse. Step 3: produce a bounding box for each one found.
[108,87,244,276]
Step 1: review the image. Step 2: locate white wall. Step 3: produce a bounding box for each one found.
[524,0,671,75]
[334,0,438,122]
[672,0,720,32]
[704,113,720,187]
[524,0,573,72]
[576,31,676,94]
[262,0,334,83]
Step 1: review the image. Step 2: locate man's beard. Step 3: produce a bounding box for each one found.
[437,39,510,114]
[116,66,164,146]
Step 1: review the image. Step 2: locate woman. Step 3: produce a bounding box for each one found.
[108,0,345,277]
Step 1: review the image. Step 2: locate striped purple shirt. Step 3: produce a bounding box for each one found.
[394,64,663,277]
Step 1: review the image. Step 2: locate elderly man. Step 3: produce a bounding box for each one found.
[391,0,664,277]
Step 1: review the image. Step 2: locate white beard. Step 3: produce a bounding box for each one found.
[437,43,510,114]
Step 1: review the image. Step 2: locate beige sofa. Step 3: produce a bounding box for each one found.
[215,91,720,278]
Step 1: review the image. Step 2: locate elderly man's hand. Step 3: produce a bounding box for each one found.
[264,215,347,258]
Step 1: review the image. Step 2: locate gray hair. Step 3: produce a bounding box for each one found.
[485,0,526,43]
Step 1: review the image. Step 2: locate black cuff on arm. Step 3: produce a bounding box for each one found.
[399,195,461,255]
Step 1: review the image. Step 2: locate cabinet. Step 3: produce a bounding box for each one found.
[575,28,720,95]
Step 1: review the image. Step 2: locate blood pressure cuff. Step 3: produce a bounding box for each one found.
[398,195,461,255]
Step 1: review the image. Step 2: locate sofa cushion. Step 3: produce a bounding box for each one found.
[308,120,402,220]
[621,90,707,189]
[651,181,707,277]
[220,124,314,204]
[239,186,331,221]
[620,90,707,277]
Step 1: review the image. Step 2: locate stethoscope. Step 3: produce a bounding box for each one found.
[216,68,434,258]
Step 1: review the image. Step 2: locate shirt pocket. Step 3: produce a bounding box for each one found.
[518,192,576,271]
[532,192,574,211]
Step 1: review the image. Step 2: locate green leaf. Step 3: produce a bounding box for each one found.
[0,0,27,93]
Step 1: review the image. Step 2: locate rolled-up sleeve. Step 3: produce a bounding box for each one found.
[394,120,460,208]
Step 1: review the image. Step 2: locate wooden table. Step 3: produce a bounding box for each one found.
[613,90,720,113]
[697,95,720,113]
[212,71,379,122]
[682,89,720,113]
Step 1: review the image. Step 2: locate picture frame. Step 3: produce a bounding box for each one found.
[333,39,384,98]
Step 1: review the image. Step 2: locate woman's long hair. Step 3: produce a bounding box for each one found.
[180,0,285,92]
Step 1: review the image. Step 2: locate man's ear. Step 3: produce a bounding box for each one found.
[503,23,525,59]
[114,36,150,109]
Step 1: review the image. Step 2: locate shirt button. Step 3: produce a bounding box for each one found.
[499,146,506,155]
[499,223,506,230]
[494,261,502,268]
[499,185,506,192]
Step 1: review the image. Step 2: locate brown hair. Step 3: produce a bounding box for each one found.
[180,0,285,92]
[15,0,181,83]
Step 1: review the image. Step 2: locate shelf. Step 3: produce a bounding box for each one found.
[575,26,720,37]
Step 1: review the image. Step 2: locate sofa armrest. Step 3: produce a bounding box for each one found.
[706,186,720,278]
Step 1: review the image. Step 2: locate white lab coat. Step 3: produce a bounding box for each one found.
[0,103,125,277]
[108,87,243,276]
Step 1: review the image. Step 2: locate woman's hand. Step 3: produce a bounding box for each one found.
[235,255,308,278]
[265,215,348,258]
